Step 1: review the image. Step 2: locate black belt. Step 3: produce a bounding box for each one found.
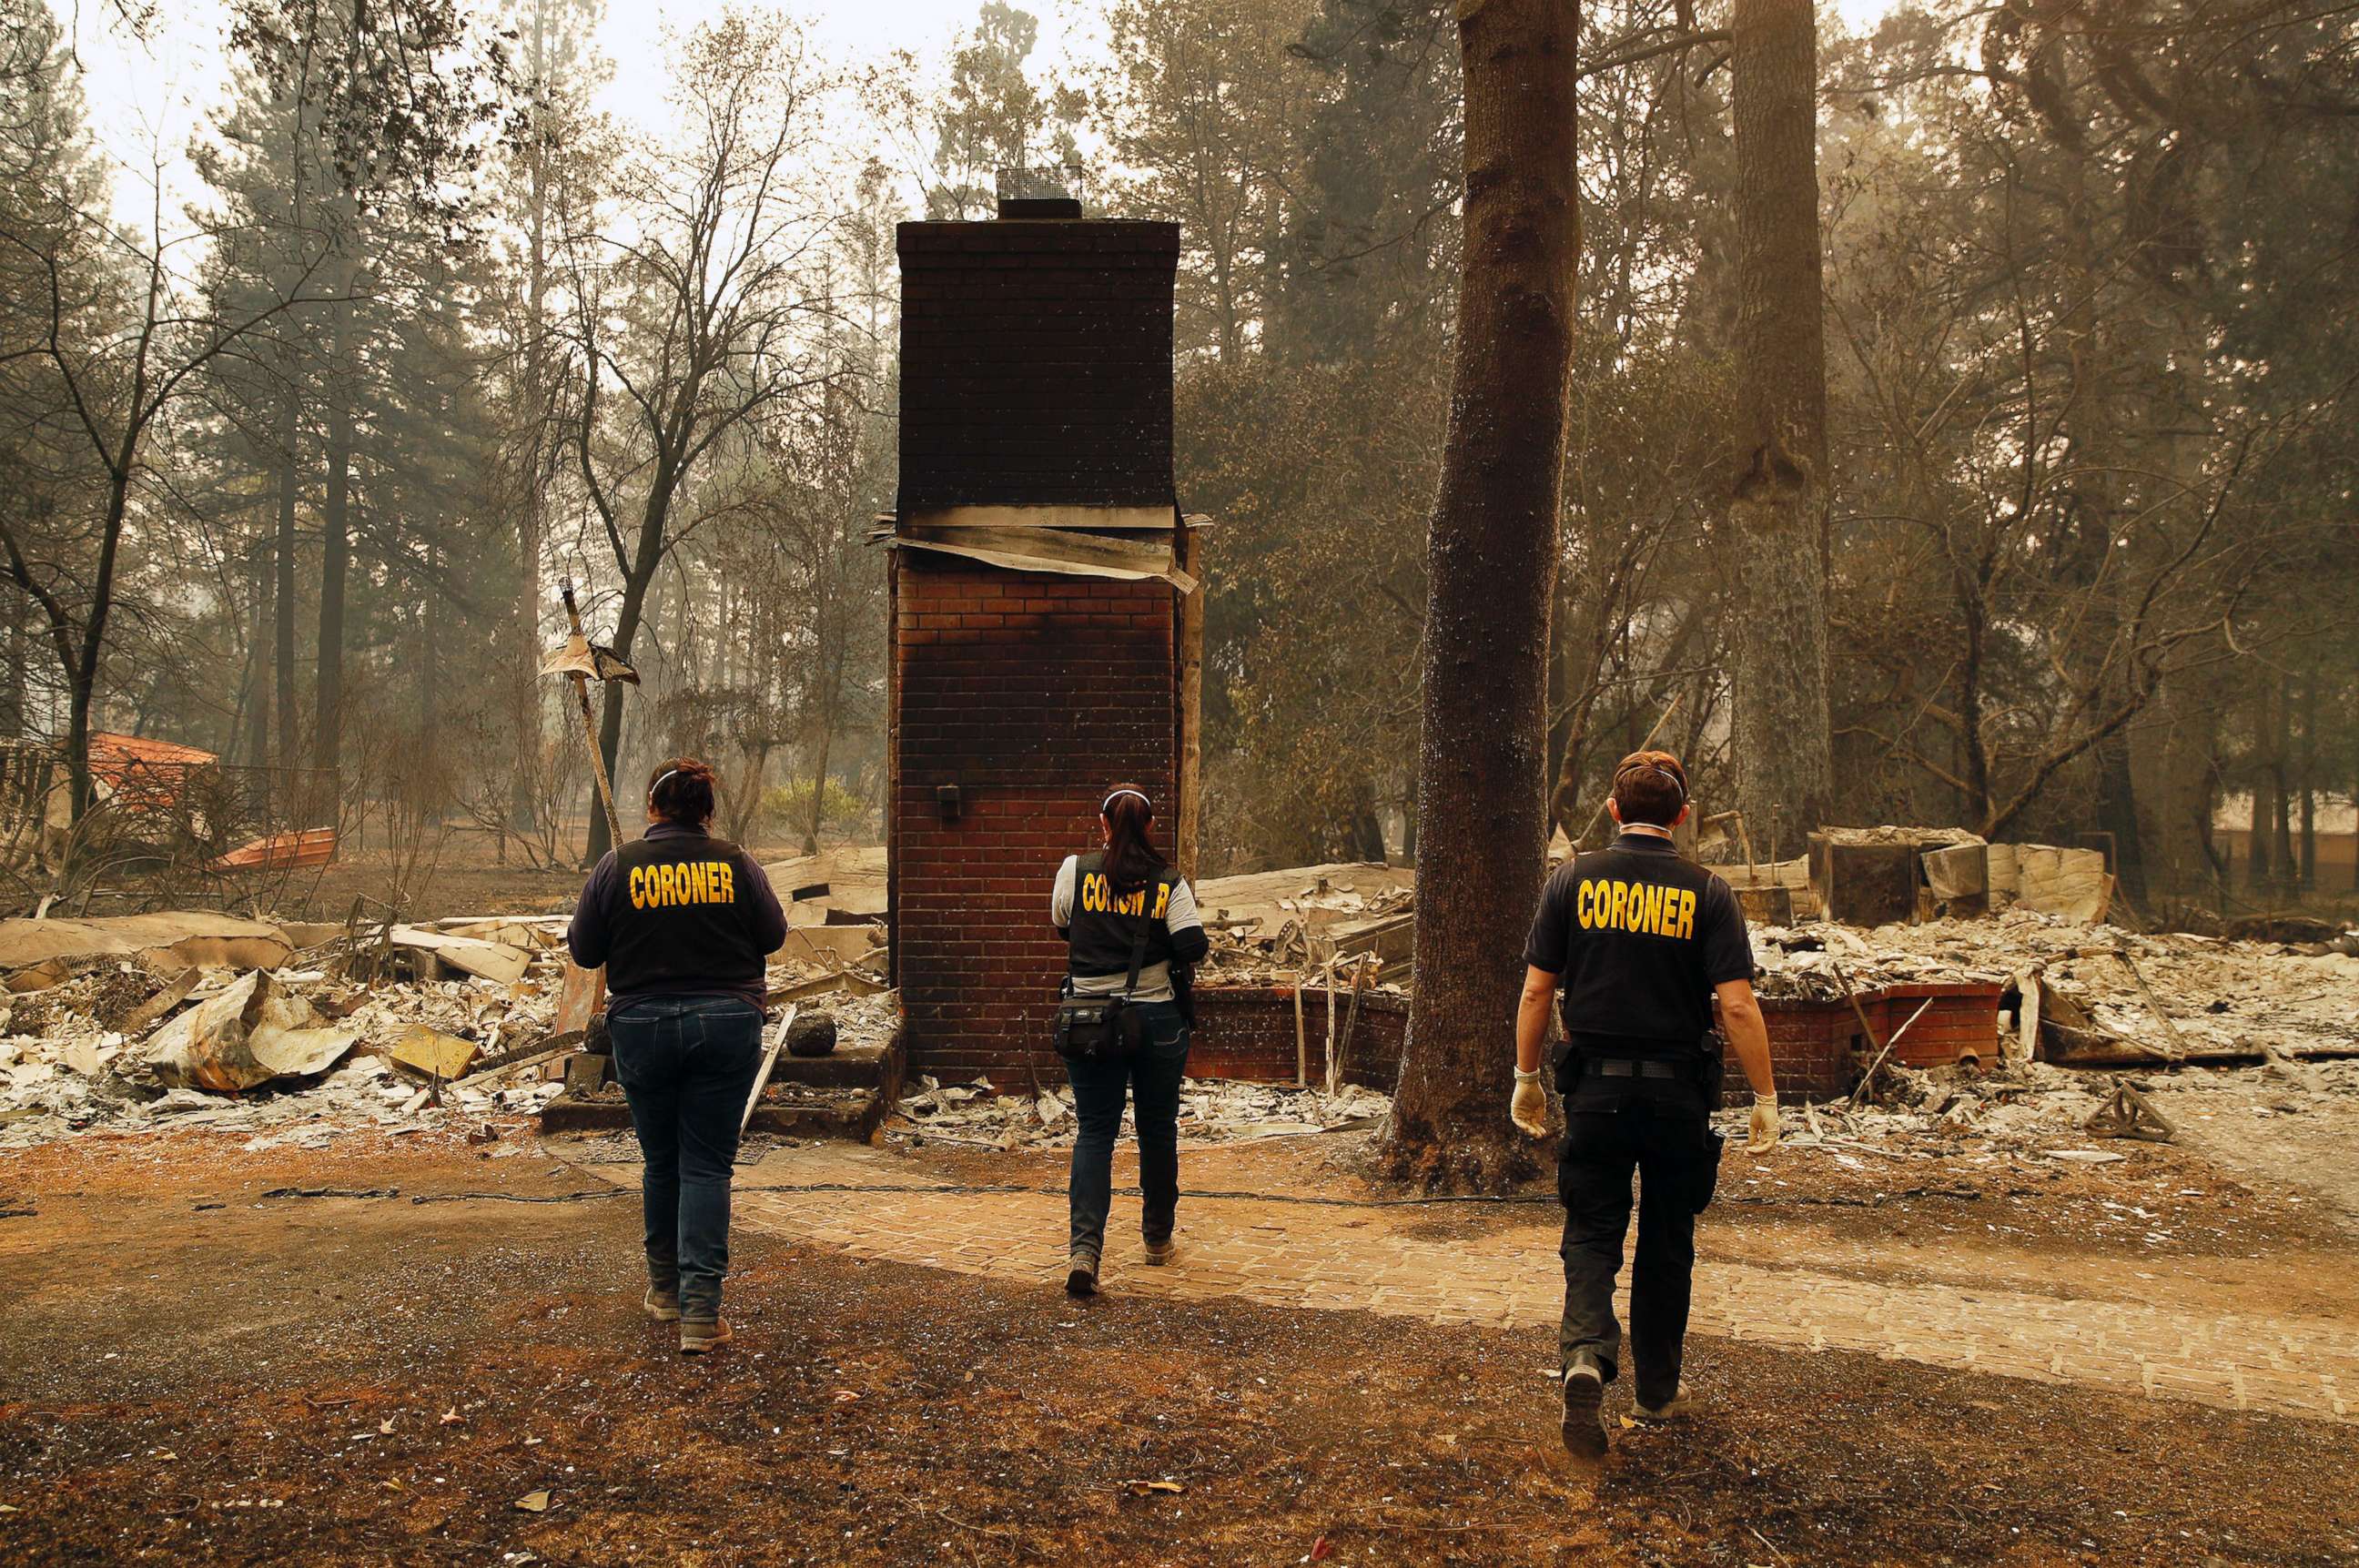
[1585,1058,1683,1080]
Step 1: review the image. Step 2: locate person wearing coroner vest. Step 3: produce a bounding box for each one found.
[1509,748,1783,1462]
[1050,784,1210,1297]
[567,757,785,1354]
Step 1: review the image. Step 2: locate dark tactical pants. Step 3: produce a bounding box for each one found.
[1557,1074,1723,1411]
[609,995,764,1322]
[1064,1000,1190,1261]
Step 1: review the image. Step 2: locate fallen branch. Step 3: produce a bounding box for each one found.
[1850,996,1937,1105]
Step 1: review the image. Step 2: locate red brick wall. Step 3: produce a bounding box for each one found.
[1747,998,1865,1105]
[890,551,1177,1079]
[896,220,1180,511]
[1188,986,1408,1090]
[1187,987,1857,1106]
[1854,983,2005,1068]
[1721,984,2004,1106]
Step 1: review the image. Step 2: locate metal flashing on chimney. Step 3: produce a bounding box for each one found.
[886,522,1198,592]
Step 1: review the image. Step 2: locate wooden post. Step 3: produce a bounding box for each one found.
[1322,954,1339,1097]
[741,1006,797,1132]
[1174,517,1207,885]
[1292,970,1307,1087]
[560,581,624,853]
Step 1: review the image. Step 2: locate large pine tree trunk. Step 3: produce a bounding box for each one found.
[2269,671,2296,897]
[241,541,270,768]
[1381,0,1576,1192]
[511,11,552,839]
[2297,667,2318,890]
[1725,0,1833,854]
[274,391,300,769]
[314,290,354,785]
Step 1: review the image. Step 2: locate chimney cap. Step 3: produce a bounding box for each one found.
[997,195,1081,219]
[995,161,1082,219]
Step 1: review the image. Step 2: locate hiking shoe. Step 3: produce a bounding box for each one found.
[1635,1381,1694,1421]
[1560,1366,1607,1460]
[1065,1250,1100,1297]
[1143,1236,1178,1267]
[643,1286,682,1322]
[680,1319,733,1354]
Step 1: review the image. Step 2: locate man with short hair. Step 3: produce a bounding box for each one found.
[1509,749,1780,1460]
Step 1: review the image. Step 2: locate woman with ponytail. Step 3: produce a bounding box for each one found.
[1048,783,1210,1296]
[567,757,786,1352]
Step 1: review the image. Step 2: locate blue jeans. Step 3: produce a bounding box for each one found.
[1064,1000,1190,1260]
[608,995,764,1321]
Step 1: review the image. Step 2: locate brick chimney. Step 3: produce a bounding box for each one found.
[886,203,1200,1081]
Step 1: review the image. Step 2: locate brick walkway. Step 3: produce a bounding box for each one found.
[581,1143,2357,1424]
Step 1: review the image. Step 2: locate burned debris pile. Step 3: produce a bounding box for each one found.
[1192,862,1415,987]
[0,893,897,1148]
[1751,901,2356,1068]
[890,1074,1392,1151]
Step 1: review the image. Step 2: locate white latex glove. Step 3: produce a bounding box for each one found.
[1511,1069,1549,1137]
[1749,1091,1782,1149]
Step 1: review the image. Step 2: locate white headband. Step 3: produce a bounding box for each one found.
[1101,788,1151,815]
[649,769,679,799]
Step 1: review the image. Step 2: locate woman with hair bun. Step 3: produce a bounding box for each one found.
[567,756,786,1353]
[1049,783,1210,1296]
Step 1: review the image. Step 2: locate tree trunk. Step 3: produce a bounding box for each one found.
[2247,686,2270,891]
[806,651,844,858]
[2270,671,2295,898]
[583,490,671,865]
[274,393,300,769]
[511,0,553,838]
[2297,666,2317,890]
[1349,777,1386,863]
[1957,567,1993,825]
[2096,726,2146,905]
[1381,0,1576,1192]
[64,466,135,821]
[803,706,834,856]
[2,613,25,739]
[1724,0,1833,855]
[314,290,354,782]
[238,540,269,768]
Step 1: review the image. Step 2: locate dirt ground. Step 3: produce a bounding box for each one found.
[4,1127,2355,1566]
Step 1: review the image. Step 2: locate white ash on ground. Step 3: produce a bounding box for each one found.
[0,912,896,1148]
[888,1075,1392,1150]
[823,989,902,1055]
[1751,908,2358,1061]
[1707,1053,2359,1219]
[0,957,568,1148]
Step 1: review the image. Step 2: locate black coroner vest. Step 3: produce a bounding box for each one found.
[600,834,766,996]
[1545,843,1721,1052]
[1066,852,1180,980]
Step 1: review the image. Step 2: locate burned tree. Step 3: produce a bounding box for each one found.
[1382,0,1576,1190]
[1724,0,1833,854]
[555,13,837,865]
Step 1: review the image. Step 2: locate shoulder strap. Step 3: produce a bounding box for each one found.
[1121,924,1149,997]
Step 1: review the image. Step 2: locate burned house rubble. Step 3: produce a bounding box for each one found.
[0,859,901,1149]
[2,818,2352,1154]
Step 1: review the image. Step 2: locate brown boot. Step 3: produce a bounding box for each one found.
[680,1319,734,1354]
[1560,1366,1607,1460]
[643,1286,682,1322]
